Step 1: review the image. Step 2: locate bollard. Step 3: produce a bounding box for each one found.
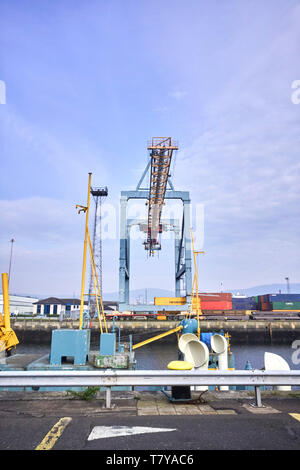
[106,386,111,408]
[254,386,262,407]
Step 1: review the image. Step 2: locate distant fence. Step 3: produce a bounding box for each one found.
[1,369,300,408]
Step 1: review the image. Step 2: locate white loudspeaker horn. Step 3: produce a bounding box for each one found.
[264,352,291,391]
[178,333,199,355]
[183,338,209,391]
[211,334,229,391]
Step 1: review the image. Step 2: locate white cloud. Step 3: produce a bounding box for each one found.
[0,197,82,245]
[171,5,300,288]
[1,106,109,199]
[168,89,188,100]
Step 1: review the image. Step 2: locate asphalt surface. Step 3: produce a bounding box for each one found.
[0,391,300,452]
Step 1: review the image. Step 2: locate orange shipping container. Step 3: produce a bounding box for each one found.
[154,297,186,305]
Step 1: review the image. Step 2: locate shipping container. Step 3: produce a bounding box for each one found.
[154,297,186,306]
[196,301,232,310]
[185,294,233,310]
[258,293,300,303]
[154,293,232,306]
[258,295,270,303]
[193,293,232,302]
[201,309,250,315]
[258,295,272,311]
[261,303,272,311]
[232,297,257,310]
[269,294,300,302]
[272,301,300,310]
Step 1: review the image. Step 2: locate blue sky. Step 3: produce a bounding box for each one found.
[0,0,300,298]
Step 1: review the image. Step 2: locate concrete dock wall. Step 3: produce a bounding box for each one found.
[10,319,300,345]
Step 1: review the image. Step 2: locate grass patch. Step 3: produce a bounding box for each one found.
[247,390,277,397]
[67,386,100,401]
[247,389,300,398]
[289,391,300,398]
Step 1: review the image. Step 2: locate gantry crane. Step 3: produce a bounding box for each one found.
[119,137,193,313]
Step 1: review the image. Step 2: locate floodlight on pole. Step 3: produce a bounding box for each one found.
[285,277,290,294]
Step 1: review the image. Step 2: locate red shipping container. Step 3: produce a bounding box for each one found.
[200,301,232,310]
[193,293,232,302]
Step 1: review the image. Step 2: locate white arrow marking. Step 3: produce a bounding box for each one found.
[87,426,177,441]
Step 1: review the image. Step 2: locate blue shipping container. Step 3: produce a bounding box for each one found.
[232,298,257,310]
[268,294,300,302]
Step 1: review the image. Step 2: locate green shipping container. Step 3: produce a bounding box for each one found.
[272,301,300,310]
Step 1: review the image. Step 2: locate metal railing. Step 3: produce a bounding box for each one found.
[1,369,299,408]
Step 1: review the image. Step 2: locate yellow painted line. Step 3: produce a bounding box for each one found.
[289,413,300,422]
[35,417,72,450]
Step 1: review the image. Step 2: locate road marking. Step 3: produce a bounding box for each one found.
[35,417,72,450]
[290,413,300,422]
[87,426,177,441]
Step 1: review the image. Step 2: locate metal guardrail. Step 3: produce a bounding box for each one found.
[1,369,300,408]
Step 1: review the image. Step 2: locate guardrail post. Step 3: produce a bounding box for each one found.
[106,386,112,409]
[254,386,262,407]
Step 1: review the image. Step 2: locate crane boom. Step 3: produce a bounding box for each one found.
[144,137,178,254]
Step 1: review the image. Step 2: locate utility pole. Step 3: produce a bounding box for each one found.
[8,238,15,286]
[285,277,290,294]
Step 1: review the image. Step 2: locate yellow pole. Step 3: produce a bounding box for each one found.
[186,275,196,320]
[193,232,199,338]
[79,173,92,330]
[191,229,202,338]
[132,325,183,350]
[2,273,10,329]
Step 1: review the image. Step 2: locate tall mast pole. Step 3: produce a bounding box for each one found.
[88,186,108,315]
[285,277,290,294]
[77,173,92,330]
[8,238,15,286]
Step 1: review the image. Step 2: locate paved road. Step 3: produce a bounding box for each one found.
[1,394,300,451]
[54,414,300,451]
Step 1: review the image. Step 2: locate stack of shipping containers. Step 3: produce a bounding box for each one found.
[154,293,300,315]
[154,293,233,313]
[258,295,272,311]
[267,294,300,311]
[192,293,232,311]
